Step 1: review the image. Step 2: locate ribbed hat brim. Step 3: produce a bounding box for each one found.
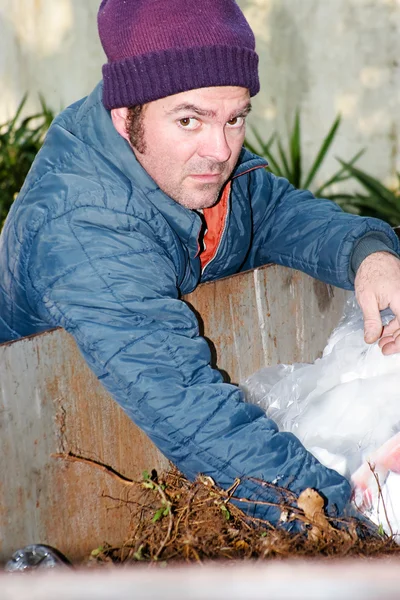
[102,45,259,109]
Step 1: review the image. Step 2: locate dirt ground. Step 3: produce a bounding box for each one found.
[86,469,400,566]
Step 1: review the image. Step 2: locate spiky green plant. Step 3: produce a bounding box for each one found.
[337,161,400,226]
[0,95,54,225]
[245,112,363,199]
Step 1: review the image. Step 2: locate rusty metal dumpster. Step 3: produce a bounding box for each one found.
[0,264,348,562]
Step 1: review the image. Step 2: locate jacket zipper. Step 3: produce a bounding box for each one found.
[201,187,231,276]
[201,164,266,276]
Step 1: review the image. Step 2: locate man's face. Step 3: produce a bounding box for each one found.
[128,86,251,210]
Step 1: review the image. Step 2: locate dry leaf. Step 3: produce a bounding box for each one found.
[298,488,353,545]
[298,488,335,542]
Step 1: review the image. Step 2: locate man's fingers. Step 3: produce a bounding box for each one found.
[381,317,400,336]
[380,310,400,354]
[380,330,400,355]
[359,297,383,344]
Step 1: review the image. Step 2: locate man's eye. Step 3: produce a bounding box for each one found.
[178,118,199,130]
[227,116,245,128]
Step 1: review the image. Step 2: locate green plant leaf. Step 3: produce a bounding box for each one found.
[220,504,231,521]
[90,546,104,557]
[0,94,55,226]
[247,126,282,176]
[314,151,365,197]
[251,126,275,158]
[142,481,155,489]
[2,95,27,142]
[277,138,292,181]
[244,138,262,156]
[290,110,302,188]
[339,160,400,208]
[322,193,358,202]
[133,544,144,561]
[303,115,341,190]
[152,507,166,523]
[345,194,398,222]
[260,147,283,177]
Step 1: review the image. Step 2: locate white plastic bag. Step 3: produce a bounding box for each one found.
[241,296,400,538]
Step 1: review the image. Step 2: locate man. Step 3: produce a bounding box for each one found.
[1,0,400,526]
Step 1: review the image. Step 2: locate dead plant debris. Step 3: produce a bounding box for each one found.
[84,468,400,566]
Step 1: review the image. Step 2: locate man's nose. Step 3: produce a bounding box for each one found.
[198,128,232,163]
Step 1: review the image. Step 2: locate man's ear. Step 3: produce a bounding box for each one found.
[111,107,130,142]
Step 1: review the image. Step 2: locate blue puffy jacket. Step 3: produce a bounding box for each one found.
[1,83,399,523]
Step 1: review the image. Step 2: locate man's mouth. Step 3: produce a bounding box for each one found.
[189,173,222,182]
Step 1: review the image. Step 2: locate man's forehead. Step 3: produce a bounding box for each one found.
[161,86,251,117]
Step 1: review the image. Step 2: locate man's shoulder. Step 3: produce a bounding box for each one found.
[13,83,152,227]
[13,145,133,231]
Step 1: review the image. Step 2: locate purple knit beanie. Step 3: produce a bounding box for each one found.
[98,0,260,109]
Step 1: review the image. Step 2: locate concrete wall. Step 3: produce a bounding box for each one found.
[242,0,400,188]
[1,0,399,186]
[0,0,102,117]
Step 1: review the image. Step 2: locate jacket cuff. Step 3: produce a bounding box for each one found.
[350,232,400,282]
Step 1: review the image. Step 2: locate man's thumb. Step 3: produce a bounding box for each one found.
[362,304,383,344]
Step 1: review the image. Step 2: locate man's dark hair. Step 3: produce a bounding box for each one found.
[126,105,146,154]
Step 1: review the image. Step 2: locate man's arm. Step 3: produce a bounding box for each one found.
[240,168,400,290]
[27,205,351,524]
[241,168,400,349]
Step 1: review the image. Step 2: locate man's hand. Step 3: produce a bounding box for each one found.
[354,251,400,355]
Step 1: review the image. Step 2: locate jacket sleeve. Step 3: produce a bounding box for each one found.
[240,168,400,289]
[27,205,351,524]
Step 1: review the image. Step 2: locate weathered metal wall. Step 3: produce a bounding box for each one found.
[184,265,345,384]
[0,324,171,562]
[0,264,348,561]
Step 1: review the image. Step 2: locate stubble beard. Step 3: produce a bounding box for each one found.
[166,181,224,210]
[154,158,231,209]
